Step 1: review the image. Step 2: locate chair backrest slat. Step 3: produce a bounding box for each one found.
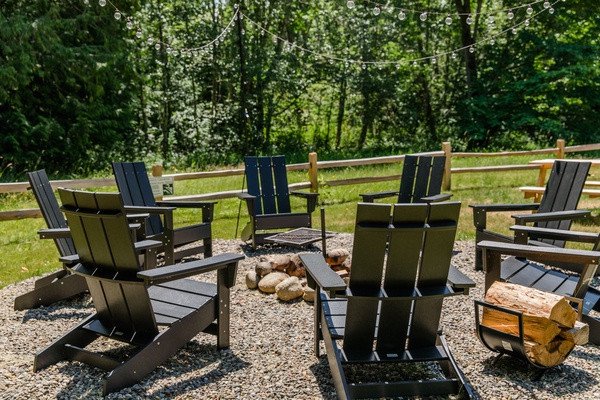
[27,170,76,257]
[113,162,163,236]
[272,155,291,214]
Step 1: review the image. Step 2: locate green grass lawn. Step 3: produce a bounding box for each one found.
[2,155,600,289]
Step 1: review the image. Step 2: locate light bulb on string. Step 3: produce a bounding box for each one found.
[524,18,530,27]
[451,52,457,59]
[431,57,436,64]
[126,18,133,30]
[362,63,367,69]
[148,36,154,45]
[512,27,518,34]
[490,38,495,45]
[373,5,381,16]
[544,1,551,8]
[412,61,417,67]
[527,5,534,15]
[466,15,473,25]
[136,29,142,39]
[469,45,475,53]
[99,0,106,6]
[114,9,121,20]
[549,7,554,14]
[420,12,427,21]
[487,14,494,25]
[154,43,160,50]
[445,15,452,25]
[398,10,406,20]
[507,10,514,20]
[347,0,355,9]
[83,0,89,5]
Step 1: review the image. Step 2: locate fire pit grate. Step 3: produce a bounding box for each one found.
[264,228,337,247]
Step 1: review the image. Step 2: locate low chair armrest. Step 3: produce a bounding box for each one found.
[291,191,319,213]
[359,191,398,203]
[299,253,346,294]
[512,209,590,225]
[477,240,600,291]
[470,203,540,230]
[510,225,600,245]
[59,254,80,265]
[124,205,176,214]
[421,193,453,203]
[138,253,244,286]
[237,192,257,216]
[134,239,163,252]
[156,200,216,222]
[38,227,71,240]
[447,265,475,294]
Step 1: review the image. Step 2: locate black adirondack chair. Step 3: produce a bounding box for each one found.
[113,162,215,263]
[14,170,87,310]
[478,225,600,345]
[237,155,319,249]
[34,188,244,395]
[470,160,591,271]
[299,202,475,399]
[360,154,452,203]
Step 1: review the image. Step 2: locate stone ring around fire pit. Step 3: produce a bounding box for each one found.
[245,248,351,302]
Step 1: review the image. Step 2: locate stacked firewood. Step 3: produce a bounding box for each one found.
[482,281,589,367]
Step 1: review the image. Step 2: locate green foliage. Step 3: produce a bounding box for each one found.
[1,1,599,178]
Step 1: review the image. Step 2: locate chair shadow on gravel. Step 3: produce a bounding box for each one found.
[21,293,92,323]
[480,353,598,397]
[55,341,250,399]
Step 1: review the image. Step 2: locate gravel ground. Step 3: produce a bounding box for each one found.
[1,236,599,400]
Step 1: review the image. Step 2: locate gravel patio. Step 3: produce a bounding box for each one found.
[1,236,599,399]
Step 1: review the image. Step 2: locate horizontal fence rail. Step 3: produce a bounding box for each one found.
[1,139,599,222]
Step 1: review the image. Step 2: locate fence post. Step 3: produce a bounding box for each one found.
[442,141,452,191]
[152,163,163,200]
[556,139,565,159]
[309,152,319,193]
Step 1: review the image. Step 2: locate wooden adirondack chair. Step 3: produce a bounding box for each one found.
[359,154,452,203]
[14,170,87,310]
[299,202,474,399]
[34,188,244,395]
[478,225,600,345]
[237,155,319,249]
[113,162,215,263]
[470,160,591,271]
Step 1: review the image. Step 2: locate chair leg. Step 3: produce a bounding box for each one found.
[14,274,88,310]
[103,303,219,395]
[33,269,69,290]
[320,312,350,400]
[34,315,98,372]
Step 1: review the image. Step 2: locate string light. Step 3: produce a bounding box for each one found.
[94,0,563,68]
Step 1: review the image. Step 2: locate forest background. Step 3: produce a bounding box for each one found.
[1,0,599,180]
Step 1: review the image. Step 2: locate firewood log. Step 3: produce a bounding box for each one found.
[485,281,577,328]
[524,338,575,368]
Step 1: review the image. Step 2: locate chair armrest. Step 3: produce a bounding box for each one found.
[237,192,257,216]
[38,228,71,240]
[477,240,600,291]
[138,253,244,286]
[510,225,600,245]
[59,254,80,265]
[512,209,590,225]
[291,191,319,213]
[156,200,216,222]
[447,265,475,293]
[359,191,398,203]
[470,203,540,212]
[421,193,453,203]
[124,205,176,214]
[470,203,540,230]
[299,253,346,294]
[134,239,163,252]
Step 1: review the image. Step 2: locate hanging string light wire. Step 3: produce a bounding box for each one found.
[94,0,563,67]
